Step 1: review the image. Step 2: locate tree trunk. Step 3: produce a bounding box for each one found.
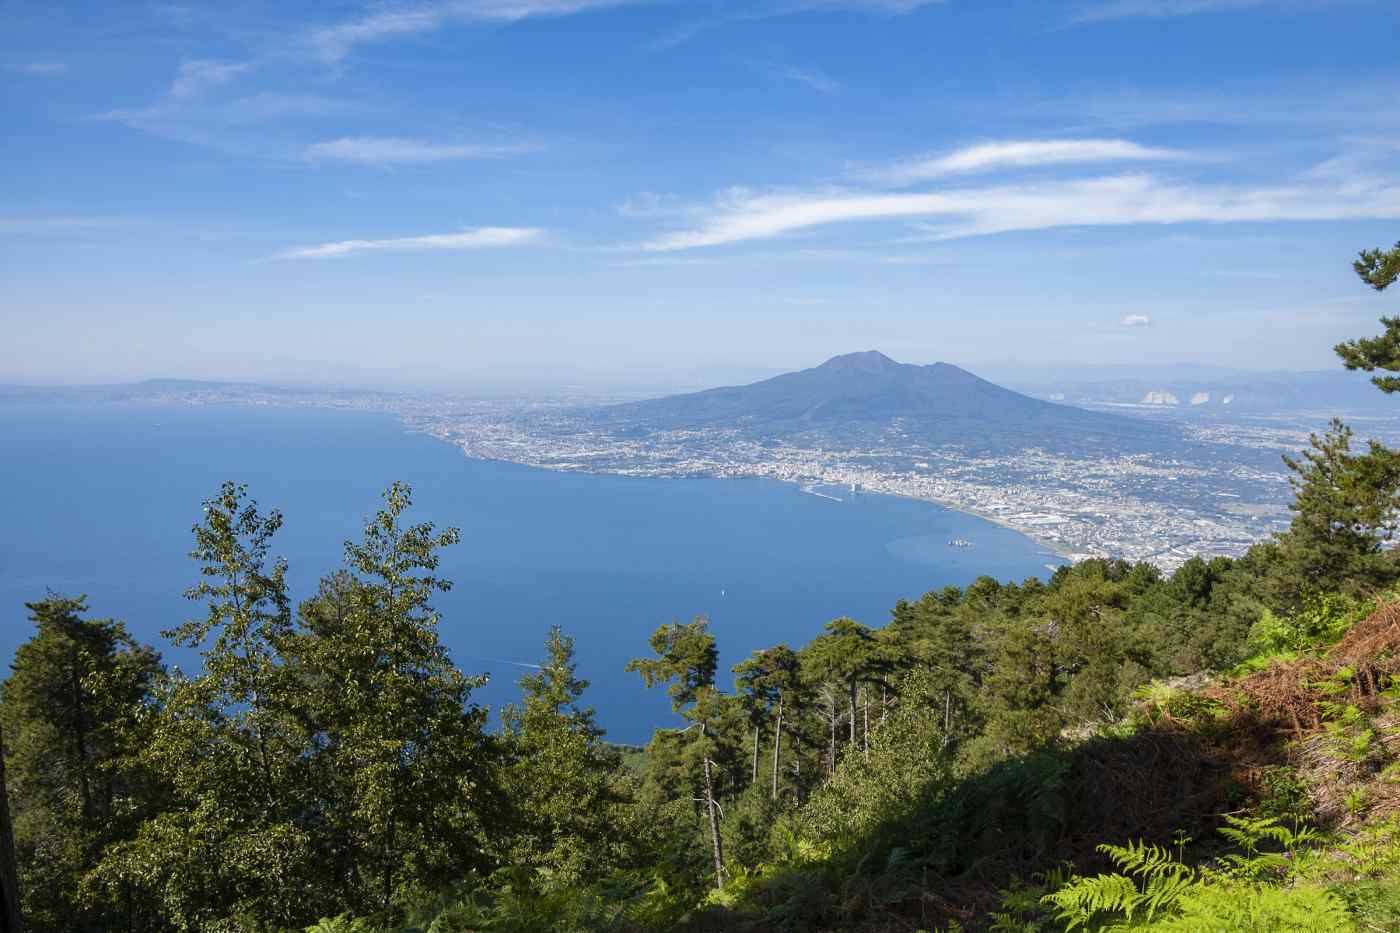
[0,725,23,933]
[942,690,953,751]
[703,752,724,890]
[827,701,837,777]
[382,809,396,912]
[67,649,93,827]
[750,717,761,784]
[862,689,869,759]
[770,695,784,800]
[848,680,858,747]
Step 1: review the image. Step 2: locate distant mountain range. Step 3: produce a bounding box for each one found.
[1005,369,1390,414]
[594,350,1164,453]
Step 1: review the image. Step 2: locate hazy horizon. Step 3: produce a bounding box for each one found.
[0,351,1387,399]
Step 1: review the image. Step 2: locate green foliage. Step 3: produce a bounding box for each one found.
[500,626,631,887]
[77,482,501,931]
[1335,239,1400,392]
[13,396,1400,932]
[1276,420,1400,605]
[1255,768,1311,827]
[1242,592,1367,666]
[0,594,162,932]
[1045,816,1340,931]
[800,669,954,854]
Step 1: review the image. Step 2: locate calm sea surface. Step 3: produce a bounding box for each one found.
[0,403,1064,743]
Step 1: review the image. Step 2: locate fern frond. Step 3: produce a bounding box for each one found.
[1138,869,1195,921]
[1098,839,1186,880]
[1043,873,1137,930]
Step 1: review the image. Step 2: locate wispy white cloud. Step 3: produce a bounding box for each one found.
[169,59,253,98]
[1071,0,1342,23]
[649,0,945,50]
[864,139,1185,185]
[0,216,131,235]
[304,136,536,165]
[101,92,350,156]
[778,65,840,93]
[8,62,67,75]
[276,226,543,259]
[306,0,630,63]
[1120,313,1152,326]
[100,57,351,156]
[615,191,701,219]
[639,168,1400,251]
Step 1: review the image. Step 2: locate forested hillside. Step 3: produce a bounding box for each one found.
[4,241,1400,932]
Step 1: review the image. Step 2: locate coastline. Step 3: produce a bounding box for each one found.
[425,429,1082,568]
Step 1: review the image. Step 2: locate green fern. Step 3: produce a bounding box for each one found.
[1043,814,1342,930]
[1153,882,1353,932]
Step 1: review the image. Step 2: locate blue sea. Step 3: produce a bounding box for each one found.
[0,403,1064,743]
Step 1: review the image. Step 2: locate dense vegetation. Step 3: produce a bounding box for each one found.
[5,243,1400,931]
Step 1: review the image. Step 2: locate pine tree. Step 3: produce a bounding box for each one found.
[1334,240,1400,391]
[733,644,802,800]
[1,595,161,932]
[1276,419,1400,602]
[801,618,888,759]
[626,618,729,890]
[501,626,626,887]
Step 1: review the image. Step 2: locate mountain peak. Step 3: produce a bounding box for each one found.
[600,350,1153,455]
[818,350,899,373]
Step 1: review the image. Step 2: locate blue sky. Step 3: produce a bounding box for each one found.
[2,0,1398,392]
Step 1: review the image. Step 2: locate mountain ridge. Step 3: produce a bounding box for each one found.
[595,350,1162,453]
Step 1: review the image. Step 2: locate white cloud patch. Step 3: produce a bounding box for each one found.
[638,167,1400,251]
[866,139,1185,185]
[1071,0,1341,23]
[778,65,840,93]
[169,59,254,99]
[99,56,351,157]
[307,0,631,63]
[650,0,945,50]
[1120,314,1153,327]
[276,226,543,259]
[304,136,535,165]
[8,62,67,75]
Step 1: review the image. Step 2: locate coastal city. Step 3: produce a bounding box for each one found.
[38,379,1393,572]
[421,407,1298,570]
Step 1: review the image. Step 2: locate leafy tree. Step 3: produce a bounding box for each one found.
[500,626,627,888]
[304,481,497,916]
[1,595,161,932]
[91,483,323,932]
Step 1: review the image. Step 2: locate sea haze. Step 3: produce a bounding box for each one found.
[0,403,1064,743]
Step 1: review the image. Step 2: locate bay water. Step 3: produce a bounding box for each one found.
[0,403,1063,743]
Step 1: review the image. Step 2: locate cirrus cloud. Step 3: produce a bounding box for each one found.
[638,166,1400,251]
[8,61,67,75]
[304,136,536,165]
[866,138,1186,186]
[275,226,543,259]
[306,0,632,63]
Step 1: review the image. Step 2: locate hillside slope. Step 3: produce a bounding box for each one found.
[597,350,1164,452]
